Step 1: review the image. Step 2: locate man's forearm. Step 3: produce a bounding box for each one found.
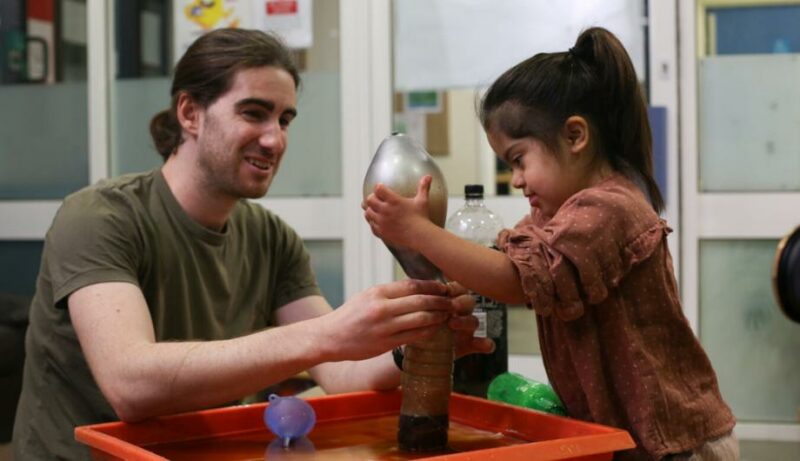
[310,351,401,395]
[94,317,328,422]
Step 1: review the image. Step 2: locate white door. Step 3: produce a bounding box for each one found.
[680,0,800,456]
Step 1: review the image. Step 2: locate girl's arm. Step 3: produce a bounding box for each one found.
[364,177,527,304]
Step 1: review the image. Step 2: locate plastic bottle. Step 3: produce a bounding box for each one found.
[446,184,507,398]
[487,372,567,416]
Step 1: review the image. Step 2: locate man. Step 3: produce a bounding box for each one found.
[12,28,491,459]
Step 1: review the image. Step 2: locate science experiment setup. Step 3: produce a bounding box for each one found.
[74,133,636,460]
[362,133,453,452]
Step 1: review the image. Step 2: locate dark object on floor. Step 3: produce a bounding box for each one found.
[773,226,800,323]
[0,293,30,442]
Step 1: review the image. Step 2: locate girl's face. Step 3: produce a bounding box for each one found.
[488,128,587,220]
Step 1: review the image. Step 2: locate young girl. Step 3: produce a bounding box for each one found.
[364,27,738,461]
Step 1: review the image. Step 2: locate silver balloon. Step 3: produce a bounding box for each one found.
[363,133,448,280]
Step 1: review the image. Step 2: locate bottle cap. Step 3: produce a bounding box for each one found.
[464,184,484,199]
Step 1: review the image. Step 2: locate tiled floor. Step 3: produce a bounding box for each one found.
[741,439,800,460]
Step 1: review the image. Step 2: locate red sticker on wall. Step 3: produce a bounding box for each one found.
[266,0,298,15]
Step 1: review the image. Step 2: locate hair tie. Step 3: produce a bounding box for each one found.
[568,46,579,59]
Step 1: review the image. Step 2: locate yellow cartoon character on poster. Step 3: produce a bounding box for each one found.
[184,0,239,30]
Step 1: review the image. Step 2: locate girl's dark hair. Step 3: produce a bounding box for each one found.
[479,27,663,213]
[149,28,301,160]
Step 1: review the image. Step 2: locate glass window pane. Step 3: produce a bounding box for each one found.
[699,239,800,423]
[0,0,88,199]
[111,0,176,176]
[112,77,170,175]
[698,5,800,192]
[304,240,343,309]
[707,5,800,55]
[0,241,44,297]
[110,0,342,198]
[698,55,800,192]
[391,0,647,197]
[269,70,341,196]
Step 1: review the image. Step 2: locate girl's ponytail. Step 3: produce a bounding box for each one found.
[576,28,663,213]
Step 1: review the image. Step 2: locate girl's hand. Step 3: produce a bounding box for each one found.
[446,281,496,359]
[363,175,436,250]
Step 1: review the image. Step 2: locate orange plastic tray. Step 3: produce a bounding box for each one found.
[75,390,635,460]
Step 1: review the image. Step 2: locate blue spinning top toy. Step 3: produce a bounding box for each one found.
[263,394,317,448]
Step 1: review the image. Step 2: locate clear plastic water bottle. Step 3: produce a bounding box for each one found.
[446,184,507,398]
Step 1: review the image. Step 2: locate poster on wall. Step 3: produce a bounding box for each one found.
[255,0,313,49]
[173,0,248,63]
[173,0,312,65]
[26,0,56,83]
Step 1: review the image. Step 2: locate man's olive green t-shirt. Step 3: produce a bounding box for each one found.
[13,169,321,460]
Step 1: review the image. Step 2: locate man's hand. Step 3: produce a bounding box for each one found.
[317,279,471,362]
[445,281,496,359]
[307,279,493,393]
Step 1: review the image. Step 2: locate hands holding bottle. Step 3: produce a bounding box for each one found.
[363,175,437,251]
[320,278,494,363]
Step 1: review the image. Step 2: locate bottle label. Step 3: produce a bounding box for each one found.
[454,294,508,398]
[474,308,488,338]
[472,294,505,339]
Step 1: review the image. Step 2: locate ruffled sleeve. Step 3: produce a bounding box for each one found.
[499,180,671,321]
